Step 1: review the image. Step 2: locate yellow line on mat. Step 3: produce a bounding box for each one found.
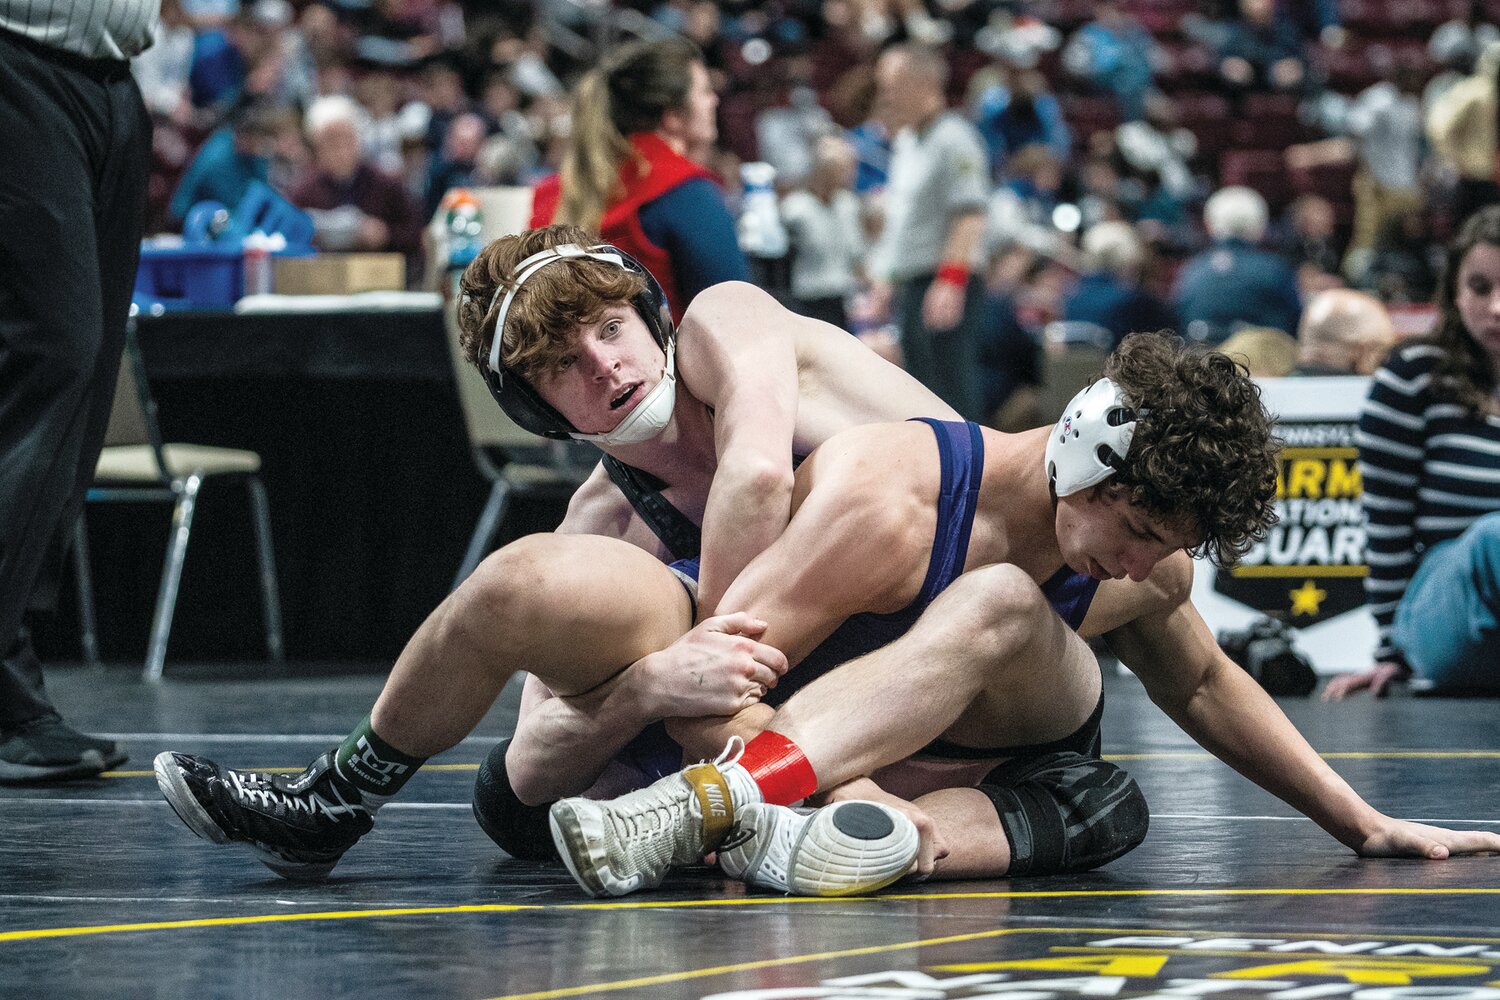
[0,905,536,942]
[9,889,1500,945]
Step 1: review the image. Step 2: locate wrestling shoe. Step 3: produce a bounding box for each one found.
[154,750,376,880]
[549,739,756,897]
[718,801,920,896]
[0,715,127,784]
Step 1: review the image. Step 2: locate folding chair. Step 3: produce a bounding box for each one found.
[439,187,596,590]
[73,320,284,681]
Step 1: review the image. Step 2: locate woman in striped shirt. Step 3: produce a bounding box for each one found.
[1326,205,1500,698]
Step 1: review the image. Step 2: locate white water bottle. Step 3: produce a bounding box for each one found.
[737,161,788,259]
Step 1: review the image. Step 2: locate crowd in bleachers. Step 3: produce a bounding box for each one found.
[138,0,1500,418]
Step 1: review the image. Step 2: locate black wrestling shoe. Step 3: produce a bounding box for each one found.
[154,750,375,880]
[0,716,127,784]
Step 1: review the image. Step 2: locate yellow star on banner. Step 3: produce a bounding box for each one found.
[1289,579,1328,617]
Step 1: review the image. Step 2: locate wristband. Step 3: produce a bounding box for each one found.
[935,262,970,288]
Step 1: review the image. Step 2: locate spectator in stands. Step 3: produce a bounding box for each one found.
[1276,194,1344,294]
[295,2,344,71]
[833,64,892,195]
[1306,0,1344,49]
[987,144,1066,262]
[1061,2,1160,121]
[1173,185,1301,344]
[1326,207,1500,699]
[975,282,1042,432]
[529,37,748,323]
[780,136,865,330]
[133,0,197,127]
[356,0,465,68]
[1217,325,1298,377]
[1427,40,1500,226]
[1064,221,1176,350]
[355,58,421,177]
[478,67,538,169]
[1360,209,1440,305]
[1211,0,1307,97]
[291,94,425,277]
[1076,155,1129,230]
[971,64,1071,180]
[846,0,952,45]
[755,79,836,191]
[169,101,297,226]
[189,6,255,112]
[1427,0,1498,110]
[483,16,563,102]
[424,111,485,216]
[416,51,474,154]
[1340,63,1427,280]
[1114,94,1198,214]
[263,0,318,110]
[1293,288,1395,377]
[189,1,301,116]
[867,43,991,421]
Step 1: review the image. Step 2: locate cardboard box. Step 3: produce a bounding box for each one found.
[273,253,406,295]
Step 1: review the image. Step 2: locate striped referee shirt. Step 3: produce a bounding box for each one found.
[1356,341,1500,661]
[0,0,158,61]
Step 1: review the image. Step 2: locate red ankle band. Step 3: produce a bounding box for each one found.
[740,731,817,805]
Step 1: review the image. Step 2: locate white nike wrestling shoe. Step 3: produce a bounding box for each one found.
[717,800,920,896]
[549,739,757,898]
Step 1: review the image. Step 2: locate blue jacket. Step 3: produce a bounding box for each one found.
[1065,273,1178,349]
[1173,239,1301,339]
[169,128,267,225]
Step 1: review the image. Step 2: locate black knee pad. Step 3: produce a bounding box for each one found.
[977,751,1148,876]
[472,739,559,862]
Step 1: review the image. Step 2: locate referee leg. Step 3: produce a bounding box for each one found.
[0,33,150,726]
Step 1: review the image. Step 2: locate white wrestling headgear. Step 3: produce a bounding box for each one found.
[483,243,676,447]
[1044,378,1143,496]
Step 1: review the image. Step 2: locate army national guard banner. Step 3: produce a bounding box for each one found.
[1190,376,1376,674]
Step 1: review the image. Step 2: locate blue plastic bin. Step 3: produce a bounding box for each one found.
[135,243,244,310]
[134,181,315,311]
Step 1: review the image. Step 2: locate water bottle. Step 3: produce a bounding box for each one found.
[736,162,788,259]
[241,231,285,297]
[441,188,484,272]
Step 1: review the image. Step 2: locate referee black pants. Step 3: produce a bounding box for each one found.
[0,30,151,728]
[894,273,985,423]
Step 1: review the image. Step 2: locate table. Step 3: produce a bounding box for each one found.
[35,307,566,665]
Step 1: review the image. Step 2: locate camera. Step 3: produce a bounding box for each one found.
[1216,616,1317,697]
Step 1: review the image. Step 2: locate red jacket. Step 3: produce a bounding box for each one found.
[530,133,716,322]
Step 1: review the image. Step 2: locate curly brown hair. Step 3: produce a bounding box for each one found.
[1424,204,1500,414]
[455,224,647,383]
[1103,331,1281,566]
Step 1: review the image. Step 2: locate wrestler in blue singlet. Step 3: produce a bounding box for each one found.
[614,418,1103,779]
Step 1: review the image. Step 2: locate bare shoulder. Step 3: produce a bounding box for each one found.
[794,329,961,426]
[556,463,673,558]
[791,420,944,599]
[556,463,626,533]
[800,420,940,484]
[678,281,782,338]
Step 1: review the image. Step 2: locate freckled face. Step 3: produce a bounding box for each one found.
[530,306,666,435]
